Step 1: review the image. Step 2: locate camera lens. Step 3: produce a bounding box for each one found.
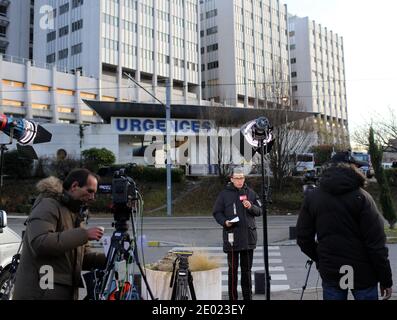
[255,117,269,133]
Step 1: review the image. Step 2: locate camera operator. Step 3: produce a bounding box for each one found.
[212,167,262,300]
[296,152,393,300]
[13,169,106,300]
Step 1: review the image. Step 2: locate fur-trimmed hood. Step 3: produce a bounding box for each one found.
[36,176,63,198]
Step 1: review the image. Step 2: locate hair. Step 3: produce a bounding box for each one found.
[231,166,245,177]
[62,168,99,191]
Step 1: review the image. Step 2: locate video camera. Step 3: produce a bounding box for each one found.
[97,168,139,226]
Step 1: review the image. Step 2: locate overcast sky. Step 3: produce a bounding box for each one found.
[283,0,397,133]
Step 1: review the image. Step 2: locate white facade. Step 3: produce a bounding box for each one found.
[289,16,349,145]
[0,55,106,124]
[200,0,290,109]
[0,0,34,59]
[33,0,202,104]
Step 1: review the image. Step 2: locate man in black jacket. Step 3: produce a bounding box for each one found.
[213,167,262,300]
[296,151,393,300]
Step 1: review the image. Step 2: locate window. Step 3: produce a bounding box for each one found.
[57,89,74,96]
[81,110,95,116]
[290,44,296,50]
[291,72,297,78]
[2,100,23,107]
[71,43,82,55]
[292,85,298,92]
[72,19,83,32]
[59,25,69,37]
[102,96,116,102]
[206,9,217,19]
[59,3,69,15]
[2,80,24,88]
[58,48,68,59]
[32,104,50,110]
[47,31,56,42]
[291,58,296,64]
[72,0,84,8]
[206,26,218,36]
[80,92,96,100]
[207,61,219,70]
[207,43,218,52]
[58,107,74,113]
[46,53,56,63]
[31,84,50,92]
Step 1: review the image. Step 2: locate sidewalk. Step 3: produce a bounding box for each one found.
[253,288,397,300]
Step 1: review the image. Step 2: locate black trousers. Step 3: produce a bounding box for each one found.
[227,249,254,300]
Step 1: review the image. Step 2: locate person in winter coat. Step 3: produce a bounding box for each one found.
[213,167,262,300]
[296,151,393,300]
[13,169,106,300]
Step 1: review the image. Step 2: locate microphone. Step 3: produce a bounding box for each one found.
[0,114,52,145]
[239,188,248,202]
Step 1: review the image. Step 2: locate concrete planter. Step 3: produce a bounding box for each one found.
[141,268,222,300]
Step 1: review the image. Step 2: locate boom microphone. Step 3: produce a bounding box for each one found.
[0,114,52,145]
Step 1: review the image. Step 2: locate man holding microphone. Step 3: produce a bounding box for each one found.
[213,167,262,300]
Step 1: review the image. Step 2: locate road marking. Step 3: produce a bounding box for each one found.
[222,285,291,293]
[172,246,291,296]
[222,274,288,281]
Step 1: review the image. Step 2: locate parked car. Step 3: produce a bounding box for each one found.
[0,211,22,300]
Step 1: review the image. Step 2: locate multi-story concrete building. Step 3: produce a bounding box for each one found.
[0,0,34,59]
[289,15,349,146]
[0,55,103,124]
[200,0,290,109]
[33,0,202,104]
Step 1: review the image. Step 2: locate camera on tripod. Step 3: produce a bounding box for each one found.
[97,167,139,225]
[170,250,196,300]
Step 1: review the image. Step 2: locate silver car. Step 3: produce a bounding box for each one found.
[0,211,22,299]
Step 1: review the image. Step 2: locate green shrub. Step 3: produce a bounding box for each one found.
[82,148,116,173]
[385,168,397,187]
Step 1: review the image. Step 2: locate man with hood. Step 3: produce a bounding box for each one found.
[213,167,262,300]
[13,169,106,300]
[296,151,393,300]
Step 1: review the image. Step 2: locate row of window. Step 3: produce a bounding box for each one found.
[58,0,84,16]
[200,26,218,37]
[46,43,83,63]
[47,19,83,42]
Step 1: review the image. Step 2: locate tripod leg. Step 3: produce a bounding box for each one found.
[300,260,313,300]
[188,271,196,300]
[171,274,178,300]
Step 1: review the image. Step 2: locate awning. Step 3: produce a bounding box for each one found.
[83,100,318,127]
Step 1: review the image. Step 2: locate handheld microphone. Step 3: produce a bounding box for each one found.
[239,188,247,202]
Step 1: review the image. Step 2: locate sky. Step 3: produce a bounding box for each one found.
[282,0,397,134]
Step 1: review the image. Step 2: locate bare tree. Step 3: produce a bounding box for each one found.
[268,103,317,191]
[352,107,397,151]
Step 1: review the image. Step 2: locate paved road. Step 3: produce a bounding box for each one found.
[5,215,397,300]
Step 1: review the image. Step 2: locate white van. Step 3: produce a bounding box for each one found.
[0,211,22,299]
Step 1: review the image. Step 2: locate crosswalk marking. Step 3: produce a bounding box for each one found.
[172,246,290,298]
[172,246,280,251]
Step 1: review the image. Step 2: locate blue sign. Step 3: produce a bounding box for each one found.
[112,117,213,134]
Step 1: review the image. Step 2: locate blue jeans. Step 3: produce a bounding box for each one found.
[322,282,378,300]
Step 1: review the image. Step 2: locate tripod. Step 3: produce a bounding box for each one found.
[89,215,155,300]
[169,253,196,300]
[300,259,314,300]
